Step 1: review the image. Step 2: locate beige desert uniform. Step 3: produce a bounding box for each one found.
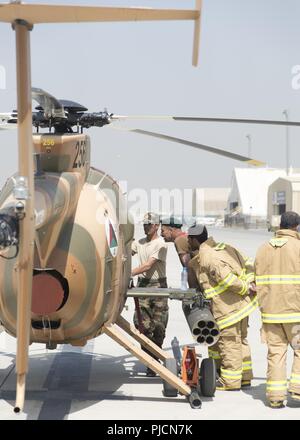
[132,236,168,347]
[255,229,300,402]
[174,233,198,262]
[174,233,190,262]
[193,237,258,388]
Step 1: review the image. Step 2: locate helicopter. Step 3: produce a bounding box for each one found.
[0,1,299,415]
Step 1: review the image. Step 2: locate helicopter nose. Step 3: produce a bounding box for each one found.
[32,272,66,315]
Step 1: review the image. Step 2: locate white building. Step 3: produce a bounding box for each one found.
[193,187,230,219]
[267,175,300,229]
[226,168,287,227]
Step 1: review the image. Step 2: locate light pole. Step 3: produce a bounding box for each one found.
[283,109,290,175]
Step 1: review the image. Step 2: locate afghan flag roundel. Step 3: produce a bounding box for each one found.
[105,218,118,257]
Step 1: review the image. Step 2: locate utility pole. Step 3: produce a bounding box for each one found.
[283,109,290,175]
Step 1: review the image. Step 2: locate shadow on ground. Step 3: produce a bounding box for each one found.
[0,345,196,420]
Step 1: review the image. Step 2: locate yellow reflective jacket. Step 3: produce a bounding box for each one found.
[194,237,258,330]
[255,229,300,324]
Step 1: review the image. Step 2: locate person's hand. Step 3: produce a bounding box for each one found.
[249,282,257,294]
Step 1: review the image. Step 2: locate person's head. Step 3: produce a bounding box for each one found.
[187,223,208,251]
[280,211,300,231]
[143,212,160,238]
[160,215,183,242]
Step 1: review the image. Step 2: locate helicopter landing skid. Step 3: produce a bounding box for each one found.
[103,317,202,408]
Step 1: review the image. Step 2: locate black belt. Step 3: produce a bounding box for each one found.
[137,277,167,288]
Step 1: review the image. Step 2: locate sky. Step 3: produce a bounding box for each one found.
[0,0,300,199]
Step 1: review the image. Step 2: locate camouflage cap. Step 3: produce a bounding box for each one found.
[143,212,160,224]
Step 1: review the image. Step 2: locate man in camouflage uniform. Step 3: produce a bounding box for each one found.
[132,212,168,376]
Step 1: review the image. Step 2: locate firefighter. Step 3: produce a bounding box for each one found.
[188,223,257,390]
[255,211,300,408]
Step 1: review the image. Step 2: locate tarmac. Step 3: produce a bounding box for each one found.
[0,226,300,420]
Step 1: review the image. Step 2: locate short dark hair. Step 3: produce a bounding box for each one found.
[187,223,208,244]
[280,211,300,229]
[160,215,182,229]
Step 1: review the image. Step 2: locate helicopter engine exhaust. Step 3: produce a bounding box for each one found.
[183,303,220,346]
[0,208,19,251]
[32,270,69,316]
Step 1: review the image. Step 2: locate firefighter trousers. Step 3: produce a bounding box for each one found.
[214,317,253,389]
[261,323,300,402]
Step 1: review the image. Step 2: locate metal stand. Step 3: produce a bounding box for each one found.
[103,316,192,398]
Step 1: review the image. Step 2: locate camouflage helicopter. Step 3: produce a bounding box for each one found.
[0,1,299,415]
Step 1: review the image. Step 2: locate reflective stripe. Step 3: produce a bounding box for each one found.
[240,268,246,277]
[205,272,249,299]
[290,373,300,384]
[239,269,254,283]
[267,385,287,391]
[269,238,288,247]
[266,380,287,392]
[262,313,300,324]
[237,280,248,296]
[256,275,300,285]
[214,242,226,251]
[208,349,221,360]
[242,361,252,371]
[217,296,259,330]
[267,380,287,384]
[245,272,254,282]
[204,272,237,299]
[239,268,254,286]
[221,368,242,380]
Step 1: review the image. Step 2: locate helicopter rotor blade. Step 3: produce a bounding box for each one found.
[172,116,300,127]
[125,128,265,167]
[0,4,199,25]
[111,114,300,128]
[13,22,36,415]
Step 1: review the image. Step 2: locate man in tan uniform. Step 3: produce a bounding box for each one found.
[188,223,257,390]
[132,212,168,376]
[255,211,300,408]
[160,216,192,267]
